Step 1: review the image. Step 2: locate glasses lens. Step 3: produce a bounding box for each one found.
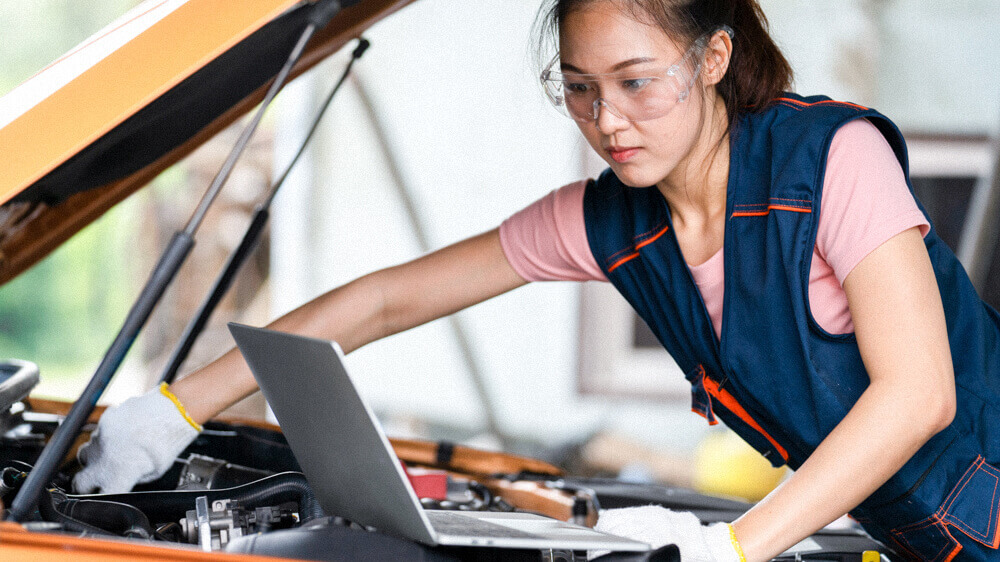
[541,34,707,122]
[548,69,689,122]
[542,77,572,118]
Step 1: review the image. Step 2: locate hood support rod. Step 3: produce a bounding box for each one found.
[159,37,369,386]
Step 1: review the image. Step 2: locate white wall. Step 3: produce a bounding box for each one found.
[270,0,711,453]
[269,0,1000,453]
[760,0,1000,134]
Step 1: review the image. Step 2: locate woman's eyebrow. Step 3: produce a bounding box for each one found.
[561,57,658,74]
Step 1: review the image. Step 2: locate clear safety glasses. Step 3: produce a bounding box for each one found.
[540,28,730,123]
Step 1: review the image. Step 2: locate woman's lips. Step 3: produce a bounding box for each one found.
[608,147,640,163]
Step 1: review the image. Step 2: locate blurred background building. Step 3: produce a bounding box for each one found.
[1,0,998,502]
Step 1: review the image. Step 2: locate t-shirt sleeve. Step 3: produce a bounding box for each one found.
[498,180,608,282]
[816,118,931,285]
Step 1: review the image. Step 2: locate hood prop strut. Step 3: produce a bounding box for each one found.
[159,36,369,386]
[5,0,350,523]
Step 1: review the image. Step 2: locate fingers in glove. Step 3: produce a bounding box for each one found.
[72,467,102,494]
[76,437,96,465]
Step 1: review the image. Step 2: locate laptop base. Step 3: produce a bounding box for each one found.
[225,517,572,561]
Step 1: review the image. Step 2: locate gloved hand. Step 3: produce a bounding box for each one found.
[591,505,745,561]
[72,383,202,494]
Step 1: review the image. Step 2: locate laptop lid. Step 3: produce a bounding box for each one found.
[227,323,437,545]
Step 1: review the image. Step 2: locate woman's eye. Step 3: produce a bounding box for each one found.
[565,81,590,95]
[622,78,652,92]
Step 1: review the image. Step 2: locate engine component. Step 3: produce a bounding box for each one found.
[0,466,26,504]
[38,488,118,537]
[57,495,154,539]
[78,471,325,524]
[0,360,39,415]
[0,361,43,447]
[542,480,601,527]
[541,551,585,562]
[26,481,155,539]
[419,478,495,512]
[179,496,296,551]
[177,453,273,490]
[2,407,62,455]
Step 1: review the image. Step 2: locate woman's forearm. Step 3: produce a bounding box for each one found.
[170,271,389,424]
[168,228,525,425]
[734,228,955,561]
[732,378,953,560]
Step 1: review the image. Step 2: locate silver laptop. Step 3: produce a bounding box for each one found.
[228,323,650,552]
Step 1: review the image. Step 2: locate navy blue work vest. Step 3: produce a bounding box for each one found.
[583,93,1000,560]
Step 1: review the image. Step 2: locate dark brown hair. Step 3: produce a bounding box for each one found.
[535,0,794,133]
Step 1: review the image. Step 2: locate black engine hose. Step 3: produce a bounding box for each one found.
[58,497,153,539]
[72,472,324,523]
[37,488,116,537]
[227,474,325,522]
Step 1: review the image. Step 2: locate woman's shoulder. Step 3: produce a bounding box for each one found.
[828,118,896,160]
[748,92,887,136]
[769,92,872,112]
[498,179,607,283]
[817,115,929,284]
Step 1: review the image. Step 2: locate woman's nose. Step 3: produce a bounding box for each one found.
[593,99,630,134]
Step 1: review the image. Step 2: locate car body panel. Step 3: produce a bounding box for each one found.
[0,0,415,285]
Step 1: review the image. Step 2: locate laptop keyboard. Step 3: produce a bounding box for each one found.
[426,511,541,539]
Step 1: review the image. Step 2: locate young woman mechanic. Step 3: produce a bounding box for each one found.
[74,0,1000,560]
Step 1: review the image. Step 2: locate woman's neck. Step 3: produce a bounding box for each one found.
[656,95,731,230]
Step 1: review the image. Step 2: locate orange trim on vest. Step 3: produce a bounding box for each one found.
[893,514,963,562]
[691,408,720,426]
[607,252,640,272]
[606,224,671,273]
[944,544,963,562]
[775,97,869,111]
[731,205,812,218]
[701,375,790,463]
[635,224,670,249]
[936,456,1000,549]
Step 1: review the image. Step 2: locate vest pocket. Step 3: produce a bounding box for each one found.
[890,516,962,562]
[889,456,1000,560]
[939,456,1000,549]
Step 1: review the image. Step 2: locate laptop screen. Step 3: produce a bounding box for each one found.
[228,323,437,544]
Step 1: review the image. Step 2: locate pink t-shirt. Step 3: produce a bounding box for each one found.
[499,119,930,336]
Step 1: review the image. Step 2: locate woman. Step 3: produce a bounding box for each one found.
[75,0,1000,560]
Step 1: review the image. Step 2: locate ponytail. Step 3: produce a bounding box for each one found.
[712,0,793,131]
[536,0,794,133]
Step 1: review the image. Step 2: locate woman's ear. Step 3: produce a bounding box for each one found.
[702,29,733,86]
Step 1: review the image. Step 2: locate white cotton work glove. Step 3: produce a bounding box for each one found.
[591,505,745,561]
[73,383,202,494]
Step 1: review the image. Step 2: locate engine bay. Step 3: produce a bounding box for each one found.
[0,359,895,561]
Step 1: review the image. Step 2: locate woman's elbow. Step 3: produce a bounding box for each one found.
[930,389,957,434]
[923,376,957,436]
[890,371,957,439]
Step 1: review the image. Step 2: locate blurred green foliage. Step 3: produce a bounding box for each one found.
[0,1,150,394]
[0,199,138,364]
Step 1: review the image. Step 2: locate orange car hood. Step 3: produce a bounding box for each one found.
[0,0,414,286]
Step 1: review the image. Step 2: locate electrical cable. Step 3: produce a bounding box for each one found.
[73,471,324,523]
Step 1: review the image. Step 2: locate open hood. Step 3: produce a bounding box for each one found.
[0,0,414,286]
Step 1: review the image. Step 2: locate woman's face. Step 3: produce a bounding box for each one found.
[558,2,709,188]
